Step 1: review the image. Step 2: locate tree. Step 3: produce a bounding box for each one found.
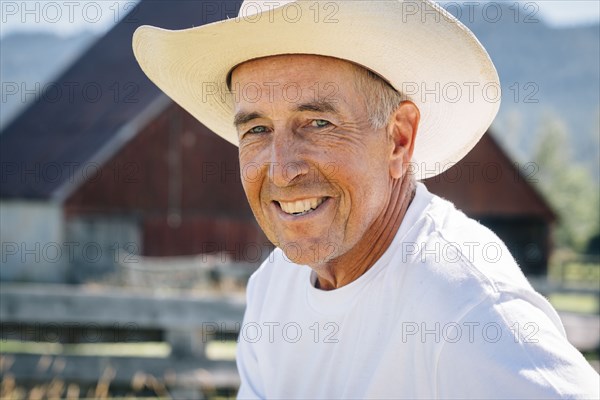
[533,113,600,251]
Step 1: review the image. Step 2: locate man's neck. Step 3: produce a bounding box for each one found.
[313,174,416,290]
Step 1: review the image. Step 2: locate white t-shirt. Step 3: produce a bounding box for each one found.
[236,182,599,399]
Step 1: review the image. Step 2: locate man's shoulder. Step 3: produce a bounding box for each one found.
[411,189,532,290]
[386,187,541,318]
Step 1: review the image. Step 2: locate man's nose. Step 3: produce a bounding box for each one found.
[268,131,309,187]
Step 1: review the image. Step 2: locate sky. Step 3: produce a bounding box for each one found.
[529,0,600,26]
[0,0,599,38]
[0,1,140,37]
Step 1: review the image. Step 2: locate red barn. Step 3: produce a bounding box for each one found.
[0,0,555,283]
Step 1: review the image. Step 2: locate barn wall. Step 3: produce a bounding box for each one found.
[478,217,550,276]
[65,103,267,260]
[143,215,270,261]
[65,214,141,283]
[0,201,67,282]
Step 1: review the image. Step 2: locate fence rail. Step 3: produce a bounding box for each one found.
[0,284,245,399]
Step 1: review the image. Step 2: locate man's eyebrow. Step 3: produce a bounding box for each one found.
[233,111,264,128]
[295,100,339,114]
[233,101,340,128]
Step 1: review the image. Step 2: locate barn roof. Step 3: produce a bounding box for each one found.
[424,133,557,222]
[0,0,243,200]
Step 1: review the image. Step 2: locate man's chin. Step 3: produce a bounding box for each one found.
[277,239,340,266]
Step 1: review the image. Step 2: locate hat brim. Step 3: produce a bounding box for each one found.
[132,0,500,180]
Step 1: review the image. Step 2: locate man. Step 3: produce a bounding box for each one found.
[133,0,599,398]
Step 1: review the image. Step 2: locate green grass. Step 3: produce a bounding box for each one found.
[548,259,600,286]
[0,340,238,360]
[562,262,600,283]
[548,293,599,314]
[0,341,170,357]
[205,341,237,361]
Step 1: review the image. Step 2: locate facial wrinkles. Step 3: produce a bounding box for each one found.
[319,120,369,153]
[323,139,390,263]
[240,113,370,191]
[321,116,375,201]
[292,126,382,256]
[325,170,410,285]
[234,55,404,272]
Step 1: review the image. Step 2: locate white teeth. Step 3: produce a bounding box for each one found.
[279,197,325,215]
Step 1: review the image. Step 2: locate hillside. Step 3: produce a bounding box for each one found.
[463,6,599,172]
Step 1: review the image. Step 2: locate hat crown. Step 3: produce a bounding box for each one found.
[239,0,295,18]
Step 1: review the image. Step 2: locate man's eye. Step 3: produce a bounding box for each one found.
[311,119,331,128]
[247,126,268,134]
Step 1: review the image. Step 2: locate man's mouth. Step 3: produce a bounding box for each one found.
[276,197,327,216]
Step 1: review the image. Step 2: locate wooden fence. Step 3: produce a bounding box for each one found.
[1,280,598,398]
[0,284,245,399]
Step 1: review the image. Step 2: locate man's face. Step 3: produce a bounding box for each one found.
[232,55,396,266]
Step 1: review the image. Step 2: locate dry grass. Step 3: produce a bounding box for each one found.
[0,355,186,400]
[0,350,238,400]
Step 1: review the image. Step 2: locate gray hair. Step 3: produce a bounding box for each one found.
[352,66,406,130]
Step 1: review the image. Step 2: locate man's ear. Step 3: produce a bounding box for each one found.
[388,101,420,179]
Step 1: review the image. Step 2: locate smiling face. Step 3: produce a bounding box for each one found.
[232,55,407,268]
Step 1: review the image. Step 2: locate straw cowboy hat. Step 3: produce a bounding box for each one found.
[132,0,500,179]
